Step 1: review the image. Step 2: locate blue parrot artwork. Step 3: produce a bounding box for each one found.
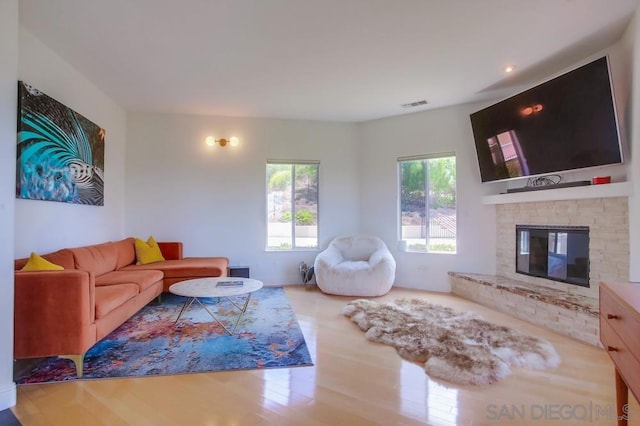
[16,81,105,206]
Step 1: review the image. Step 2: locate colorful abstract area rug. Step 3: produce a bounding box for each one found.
[16,287,313,384]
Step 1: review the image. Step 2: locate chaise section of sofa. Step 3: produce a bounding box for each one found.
[14,237,228,377]
[121,240,229,291]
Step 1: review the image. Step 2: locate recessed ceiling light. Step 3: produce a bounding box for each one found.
[504,65,515,73]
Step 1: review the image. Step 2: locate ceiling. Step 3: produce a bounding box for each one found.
[18,0,640,122]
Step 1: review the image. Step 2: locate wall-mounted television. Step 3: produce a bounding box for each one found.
[470,56,623,183]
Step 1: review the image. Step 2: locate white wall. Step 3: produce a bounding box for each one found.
[358,104,497,292]
[126,113,360,284]
[0,0,18,411]
[14,28,128,258]
[628,10,640,282]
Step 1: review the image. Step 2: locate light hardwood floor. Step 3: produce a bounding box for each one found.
[11,286,638,425]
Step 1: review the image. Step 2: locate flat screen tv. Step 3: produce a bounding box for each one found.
[470,56,623,183]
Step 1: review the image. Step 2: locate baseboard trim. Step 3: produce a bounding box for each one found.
[0,381,17,411]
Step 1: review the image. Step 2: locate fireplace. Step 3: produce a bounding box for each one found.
[515,225,589,287]
[450,197,627,346]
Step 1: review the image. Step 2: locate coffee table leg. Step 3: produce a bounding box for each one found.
[176,294,254,335]
[175,297,197,324]
[231,293,253,334]
[193,297,234,334]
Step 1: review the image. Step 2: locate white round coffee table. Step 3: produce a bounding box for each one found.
[169,277,263,334]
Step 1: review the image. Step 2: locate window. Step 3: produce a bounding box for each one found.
[399,154,456,253]
[519,230,530,255]
[548,232,568,255]
[266,161,319,250]
[487,130,529,177]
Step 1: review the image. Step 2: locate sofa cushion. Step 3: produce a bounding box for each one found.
[14,248,75,271]
[21,252,64,271]
[121,257,226,278]
[94,284,139,319]
[71,242,118,276]
[113,238,136,270]
[135,236,165,265]
[157,242,183,260]
[95,270,164,292]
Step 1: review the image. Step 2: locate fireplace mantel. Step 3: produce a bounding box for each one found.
[482,181,632,205]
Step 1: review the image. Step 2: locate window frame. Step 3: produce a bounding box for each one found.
[266,159,320,251]
[397,152,457,254]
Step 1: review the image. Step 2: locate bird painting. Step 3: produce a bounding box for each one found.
[17,81,105,206]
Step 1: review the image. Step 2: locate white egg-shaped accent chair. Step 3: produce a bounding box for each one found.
[314,235,396,296]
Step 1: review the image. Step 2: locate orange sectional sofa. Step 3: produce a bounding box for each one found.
[14,238,228,376]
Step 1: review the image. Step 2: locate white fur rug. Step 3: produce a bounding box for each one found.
[342,298,560,385]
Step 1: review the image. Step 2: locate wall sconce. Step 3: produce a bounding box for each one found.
[205,136,240,147]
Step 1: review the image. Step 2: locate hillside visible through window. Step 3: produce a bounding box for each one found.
[267,162,318,250]
[399,155,456,253]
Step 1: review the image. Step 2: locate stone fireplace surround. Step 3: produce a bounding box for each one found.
[450,195,629,346]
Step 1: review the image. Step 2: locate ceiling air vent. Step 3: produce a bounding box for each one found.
[401,99,428,108]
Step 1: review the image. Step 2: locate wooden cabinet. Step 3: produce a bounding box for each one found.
[599,282,640,426]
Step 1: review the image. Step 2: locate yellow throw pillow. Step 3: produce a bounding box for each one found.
[21,252,64,271]
[135,236,165,265]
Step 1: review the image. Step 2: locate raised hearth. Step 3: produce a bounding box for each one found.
[449,272,600,346]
